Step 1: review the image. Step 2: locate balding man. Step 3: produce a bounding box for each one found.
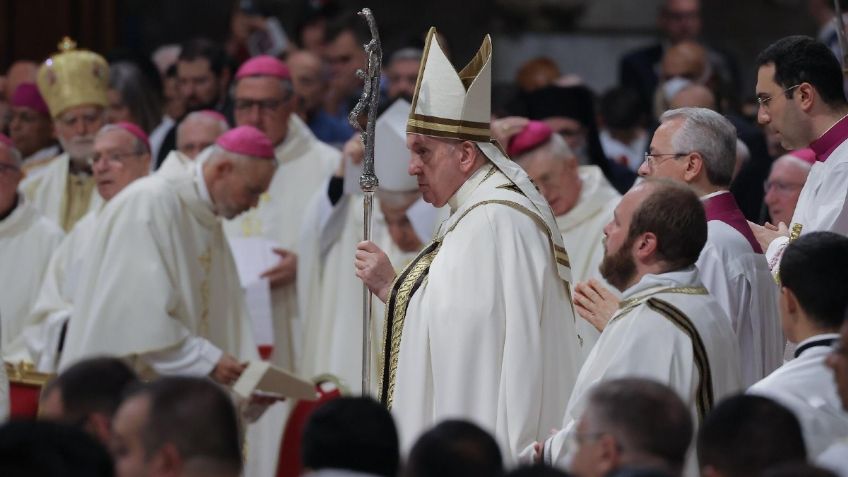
[177,110,229,159]
[763,149,815,227]
[0,134,63,363]
[60,126,276,385]
[11,123,152,369]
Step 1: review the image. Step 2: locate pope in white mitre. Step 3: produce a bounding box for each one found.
[354,28,581,459]
[59,126,278,383]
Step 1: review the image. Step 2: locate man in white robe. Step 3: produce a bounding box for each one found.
[506,120,620,359]
[223,55,341,371]
[538,179,742,468]
[355,28,581,460]
[0,135,63,370]
[299,99,439,393]
[748,36,848,274]
[633,107,782,386]
[748,231,848,458]
[20,38,108,232]
[9,123,152,369]
[820,318,848,476]
[59,126,277,383]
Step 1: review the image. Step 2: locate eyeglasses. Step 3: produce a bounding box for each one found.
[234,98,286,114]
[643,152,689,168]
[87,151,144,167]
[763,180,804,194]
[756,84,801,108]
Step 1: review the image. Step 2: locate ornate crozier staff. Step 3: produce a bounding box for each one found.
[348,7,382,395]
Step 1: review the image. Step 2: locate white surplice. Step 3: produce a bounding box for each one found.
[748,334,848,457]
[0,196,64,360]
[697,216,783,386]
[557,165,620,359]
[20,153,103,232]
[224,115,341,371]
[59,164,258,374]
[298,186,421,394]
[543,268,742,468]
[817,439,848,477]
[10,210,99,370]
[766,141,848,273]
[383,165,581,460]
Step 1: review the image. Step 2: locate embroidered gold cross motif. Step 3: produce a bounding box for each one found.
[198,247,212,337]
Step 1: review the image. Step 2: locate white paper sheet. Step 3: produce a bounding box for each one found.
[227,237,279,347]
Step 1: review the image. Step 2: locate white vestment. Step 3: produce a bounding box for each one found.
[383,165,581,460]
[20,153,103,231]
[697,209,782,386]
[766,138,848,272]
[298,186,422,393]
[11,210,99,370]
[817,439,848,477]
[748,334,848,457]
[21,144,60,168]
[0,196,64,360]
[224,115,341,371]
[59,164,258,374]
[543,268,742,469]
[557,165,620,359]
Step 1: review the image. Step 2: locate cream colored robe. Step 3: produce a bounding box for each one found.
[383,165,581,460]
[543,268,742,472]
[557,165,620,360]
[298,187,420,393]
[20,153,102,232]
[0,196,64,361]
[224,115,340,371]
[59,166,258,373]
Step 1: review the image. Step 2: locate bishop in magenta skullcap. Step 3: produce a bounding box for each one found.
[113,122,151,154]
[11,83,50,116]
[507,120,553,158]
[216,125,275,159]
[235,55,291,80]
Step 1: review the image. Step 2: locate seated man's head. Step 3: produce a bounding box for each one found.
[8,83,55,158]
[110,376,241,477]
[697,395,806,477]
[386,48,422,101]
[600,179,706,291]
[778,231,848,344]
[764,150,814,226]
[660,41,708,85]
[404,420,503,477]
[39,357,139,445]
[202,125,277,219]
[511,121,582,216]
[406,134,488,208]
[302,396,399,477]
[176,38,230,113]
[91,123,151,201]
[640,107,736,194]
[570,378,692,477]
[176,110,229,159]
[286,50,325,116]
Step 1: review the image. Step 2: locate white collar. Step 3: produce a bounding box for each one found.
[700,190,729,201]
[194,155,214,210]
[620,266,702,300]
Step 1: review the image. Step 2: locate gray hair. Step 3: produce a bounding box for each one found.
[96,124,149,154]
[389,48,423,65]
[516,132,577,165]
[177,111,230,142]
[109,61,163,134]
[659,107,737,188]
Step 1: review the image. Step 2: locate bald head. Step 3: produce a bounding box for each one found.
[670,84,716,109]
[661,40,708,83]
[177,111,229,159]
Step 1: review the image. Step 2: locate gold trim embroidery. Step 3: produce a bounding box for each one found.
[789,223,803,242]
[646,298,715,422]
[618,286,708,311]
[198,247,212,338]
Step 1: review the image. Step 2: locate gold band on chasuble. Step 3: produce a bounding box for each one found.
[646,298,715,423]
[379,240,441,408]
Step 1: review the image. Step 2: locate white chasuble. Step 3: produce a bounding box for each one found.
[20,153,102,232]
[0,196,64,360]
[59,167,257,373]
[748,334,848,458]
[543,268,742,469]
[224,115,341,371]
[381,165,581,460]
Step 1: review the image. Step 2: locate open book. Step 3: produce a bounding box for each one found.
[232,361,318,401]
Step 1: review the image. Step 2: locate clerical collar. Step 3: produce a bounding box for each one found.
[810,112,848,162]
[793,333,840,358]
[447,164,494,213]
[193,156,214,210]
[620,266,702,300]
[700,190,727,201]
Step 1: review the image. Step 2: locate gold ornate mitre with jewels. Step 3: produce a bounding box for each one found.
[407,27,492,142]
[36,37,109,118]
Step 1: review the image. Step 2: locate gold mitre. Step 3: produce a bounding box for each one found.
[406,27,492,142]
[36,37,109,118]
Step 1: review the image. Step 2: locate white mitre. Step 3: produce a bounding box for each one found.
[406,27,572,282]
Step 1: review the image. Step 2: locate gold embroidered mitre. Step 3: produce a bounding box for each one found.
[407,28,492,142]
[36,37,109,118]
